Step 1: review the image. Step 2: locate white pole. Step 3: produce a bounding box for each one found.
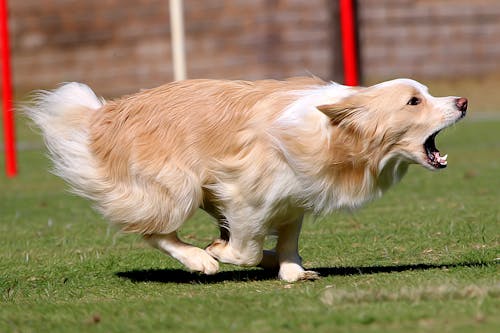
[169,0,187,81]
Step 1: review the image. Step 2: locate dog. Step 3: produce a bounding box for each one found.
[25,77,467,282]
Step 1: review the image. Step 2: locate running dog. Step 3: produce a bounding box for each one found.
[25,77,467,281]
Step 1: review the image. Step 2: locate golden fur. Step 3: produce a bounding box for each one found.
[25,77,466,281]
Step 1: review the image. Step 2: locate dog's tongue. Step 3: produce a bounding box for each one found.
[433,151,448,166]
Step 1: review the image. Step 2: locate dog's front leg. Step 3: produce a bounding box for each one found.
[206,213,265,267]
[275,216,319,282]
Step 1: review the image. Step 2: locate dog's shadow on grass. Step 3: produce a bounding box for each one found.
[116,261,491,284]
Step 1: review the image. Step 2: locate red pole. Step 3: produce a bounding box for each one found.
[0,0,17,177]
[339,0,359,86]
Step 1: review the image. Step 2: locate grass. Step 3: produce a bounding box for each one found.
[0,115,499,332]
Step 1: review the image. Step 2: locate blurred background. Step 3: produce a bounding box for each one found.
[7,0,500,111]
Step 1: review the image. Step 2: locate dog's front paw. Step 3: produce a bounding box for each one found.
[205,239,262,266]
[205,238,227,260]
[278,263,320,282]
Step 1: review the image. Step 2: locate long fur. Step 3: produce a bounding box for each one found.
[24,83,104,199]
[24,76,465,279]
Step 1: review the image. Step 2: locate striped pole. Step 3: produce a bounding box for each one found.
[0,0,17,177]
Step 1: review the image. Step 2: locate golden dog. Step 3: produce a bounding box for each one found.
[26,77,467,281]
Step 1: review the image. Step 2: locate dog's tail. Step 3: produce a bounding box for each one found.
[23,83,104,199]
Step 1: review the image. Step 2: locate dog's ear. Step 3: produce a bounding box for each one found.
[316,101,362,126]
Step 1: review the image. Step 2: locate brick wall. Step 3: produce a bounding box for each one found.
[10,0,336,97]
[7,0,500,97]
[358,0,500,81]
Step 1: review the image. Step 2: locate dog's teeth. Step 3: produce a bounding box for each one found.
[435,153,448,166]
[438,156,447,165]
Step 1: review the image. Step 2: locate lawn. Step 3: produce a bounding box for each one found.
[0,116,499,333]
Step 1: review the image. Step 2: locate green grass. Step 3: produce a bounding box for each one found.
[1,116,499,332]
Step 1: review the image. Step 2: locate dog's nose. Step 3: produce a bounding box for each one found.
[455,97,468,116]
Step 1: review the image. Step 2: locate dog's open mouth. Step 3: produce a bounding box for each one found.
[424,131,448,168]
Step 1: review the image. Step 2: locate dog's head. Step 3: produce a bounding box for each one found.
[317,79,467,171]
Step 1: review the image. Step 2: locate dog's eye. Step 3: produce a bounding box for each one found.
[407,97,421,106]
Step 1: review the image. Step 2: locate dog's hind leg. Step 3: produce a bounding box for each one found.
[145,233,219,275]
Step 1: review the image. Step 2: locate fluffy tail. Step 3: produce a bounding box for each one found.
[24,83,104,198]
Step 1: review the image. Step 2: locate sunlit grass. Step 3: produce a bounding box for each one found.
[0,118,498,333]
